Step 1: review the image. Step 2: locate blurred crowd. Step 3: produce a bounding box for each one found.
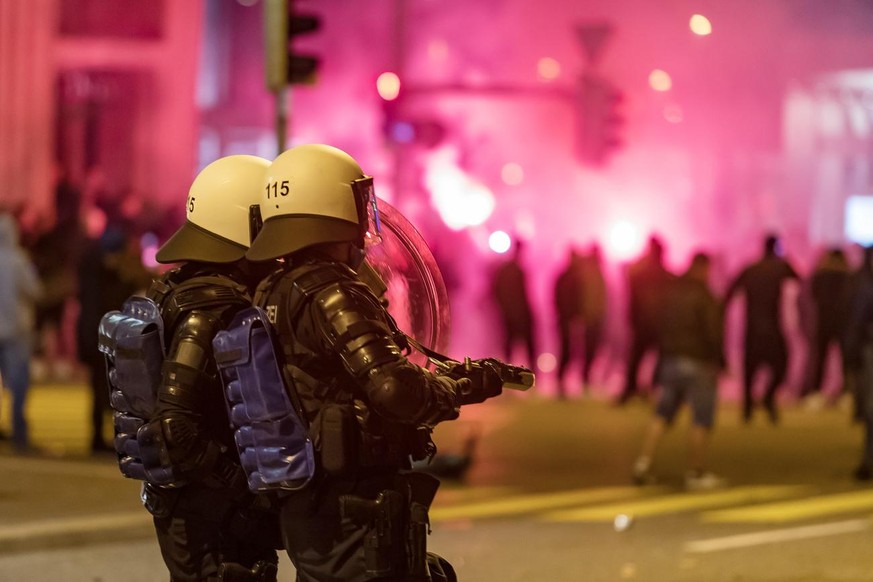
[489,232,873,486]
[2,169,873,482]
[0,167,158,453]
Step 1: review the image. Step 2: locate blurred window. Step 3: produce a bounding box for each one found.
[60,0,164,39]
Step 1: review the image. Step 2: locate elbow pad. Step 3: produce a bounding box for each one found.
[313,279,461,424]
[159,310,220,409]
[314,281,405,376]
[153,310,224,480]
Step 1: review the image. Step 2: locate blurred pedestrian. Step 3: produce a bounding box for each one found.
[845,246,873,480]
[725,234,799,424]
[0,213,42,453]
[76,223,153,453]
[632,252,725,490]
[802,248,851,408]
[580,243,608,389]
[616,235,674,405]
[27,169,85,380]
[553,247,584,398]
[491,238,538,369]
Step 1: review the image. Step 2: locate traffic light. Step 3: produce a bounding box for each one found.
[380,100,446,148]
[264,0,321,91]
[377,72,446,148]
[576,73,624,166]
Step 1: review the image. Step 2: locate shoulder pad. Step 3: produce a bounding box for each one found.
[258,261,361,322]
[160,274,250,332]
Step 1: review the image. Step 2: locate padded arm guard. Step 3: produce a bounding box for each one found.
[146,309,228,481]
[312,282,460,426]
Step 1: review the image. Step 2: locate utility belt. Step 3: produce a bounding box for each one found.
[339,471,444,581]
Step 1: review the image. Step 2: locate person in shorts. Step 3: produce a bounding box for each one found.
[631,252,726,490]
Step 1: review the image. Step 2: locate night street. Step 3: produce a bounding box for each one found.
[5,1,873,581]
[3,379,873,581]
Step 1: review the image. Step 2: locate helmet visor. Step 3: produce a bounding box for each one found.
[353,177,382,248]
[155,220,247,264]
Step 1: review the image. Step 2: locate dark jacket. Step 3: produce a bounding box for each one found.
[846,270,873,370]
[725,254,798,336]
[659,275,724,365]
[628,255,674,333]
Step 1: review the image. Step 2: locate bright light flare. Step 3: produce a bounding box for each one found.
[501,162,524,186]
[425,150,496,230]
[649,69,672,92]
[690,14,712,36]
[376,72,401,101]
[846,195,873,245]
[606,220,644,261]
[537,57,561,81]
[489,230,512,254]
[537,352,556,373]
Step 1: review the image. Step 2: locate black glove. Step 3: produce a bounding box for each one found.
[468,360,504,404]
[440,359,503,405]
[421,376,461,425]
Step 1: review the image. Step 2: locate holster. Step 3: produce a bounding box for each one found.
[340,488,404,578]
[401,472,441,581]
[338,471,442,581]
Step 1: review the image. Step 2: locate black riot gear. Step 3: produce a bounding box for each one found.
[245,143,529,582]
[141,264,281,581]
[258,256,462,581]
[102,154,281,582]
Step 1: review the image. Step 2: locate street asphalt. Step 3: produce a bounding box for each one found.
[2,376,873,580]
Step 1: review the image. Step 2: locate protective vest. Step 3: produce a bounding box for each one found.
[213,304,316,492]
[210,264,345,492]
[98,274,249,485]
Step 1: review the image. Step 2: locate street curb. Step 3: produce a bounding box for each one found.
[0,511,155,555]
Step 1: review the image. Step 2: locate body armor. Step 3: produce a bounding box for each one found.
[99,266,251,487]
[258,259,460,473]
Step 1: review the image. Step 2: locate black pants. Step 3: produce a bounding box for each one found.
[500,318,537,370]
[280,472,455,582]
[805,326,846,396]
[556,320,577,389]
[619,327,659,402]
[582,321,605,385]
[86,352,111,449]
[556,319,604,391]
[148,484,280,582]
[743,333,788,419]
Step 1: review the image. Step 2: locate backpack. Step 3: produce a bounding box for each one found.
[98,275,249,485]
[98,295,169,482]
[212,261,438,493]
[211,263,377,493]
[212,305,316,492]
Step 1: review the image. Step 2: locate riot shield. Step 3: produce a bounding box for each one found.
[360,199,451,365]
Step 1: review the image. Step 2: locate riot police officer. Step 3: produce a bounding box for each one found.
[244,144,502,581]
[106,155,281,581]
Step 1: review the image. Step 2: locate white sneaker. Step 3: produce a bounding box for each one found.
[632,457,656,485]
[685,471,726,491]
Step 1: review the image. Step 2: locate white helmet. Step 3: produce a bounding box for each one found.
[246,144,381,262]
[156,155,270,264]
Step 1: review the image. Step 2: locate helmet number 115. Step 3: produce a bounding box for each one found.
[266,180,290,199]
